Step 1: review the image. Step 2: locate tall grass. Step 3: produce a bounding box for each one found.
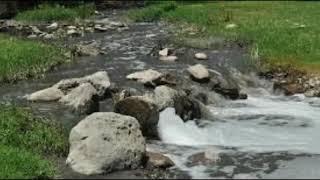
[0,34,66,83]
[15,3,95,22]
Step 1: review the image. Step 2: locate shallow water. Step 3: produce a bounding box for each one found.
[1,11,319,179]
[156,88,320,178]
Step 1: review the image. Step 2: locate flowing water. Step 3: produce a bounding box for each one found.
[153,82,320,179]
[1,11,320,179]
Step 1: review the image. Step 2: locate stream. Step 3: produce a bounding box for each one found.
[1,10,320,179]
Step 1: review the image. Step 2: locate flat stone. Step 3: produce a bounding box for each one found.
[194,53,208,60]
[159,56,178,62]
[126,69,163,84]
[187,64,210,82]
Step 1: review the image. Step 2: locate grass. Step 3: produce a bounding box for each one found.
[128,1,320,72]
[15,3,95,22]
[0,34,66,82]
[0,145,56,179]
[0,104,68,178]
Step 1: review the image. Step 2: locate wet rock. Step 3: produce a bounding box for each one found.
[126,69,163,85]
[274,82,304,96]
[211,76,243,100]
[188,150,220,167]
[54,71,111,98]
[67,29,79,36]
[47,22,58,30]
[94,24,109,32]
[27,34,37,39]
[304,89,320,97]
[187,64,210,83]
[31,26,42,35]
[66,112,146,175]
[59,83,99,114]
[43,33,55,39]
[83,71,111,97]
[194,53,208,60]
[67,25,77,30]
[159,55,178,62]
[151,85,181,111]
[159,48,169,56]
[146,152,175,169]
[114,96,159,138]
[25,87,64,102]
[174,96,213,122]
[150,73,177,87]
[75,42,100,56]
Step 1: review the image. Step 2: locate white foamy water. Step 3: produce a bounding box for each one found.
[158,94,320,154]
[157,91,320,178]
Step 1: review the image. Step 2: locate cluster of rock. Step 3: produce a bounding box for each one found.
[260,65,320,97]
[25,52,248,175]
[0,17,128,40]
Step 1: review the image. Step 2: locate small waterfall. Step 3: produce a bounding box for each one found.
[156,72,320,178]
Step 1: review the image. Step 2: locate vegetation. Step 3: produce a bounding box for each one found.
[128,1,320,71]
[0,145,56,179]
[0,104,68,178]
[0,34,66,82]
[15,3,95,22]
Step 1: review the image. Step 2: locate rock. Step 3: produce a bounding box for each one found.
[75,42,100,56]
[174,96,207,122]
[114,96,159,138]
[188,150,220,166]
[159,56,178,62]
[59,83,99,114]
[159,48,169,56]
[152,85,180,111]
[27,34,37,39]
[94,24,109,32]
[25,87,64,102]
[31,26,42,34]
[174,96,215,122]
[126,69,163,85]
[54,78,83,92]
[187,64,210,83]
[84,71,111,97]
[304,89,320,97]
[47,22,58,30]
[43,33,55,39]
[274,82,304,96]
[67,29,79,36]
[225,23,237,29]
[211,75,243,100]
[66,112,146,175]
[194,53,208,60]
[149,73,177,87]
[67,25,77,30]
[54,71,111,98]
[146,152,174,169]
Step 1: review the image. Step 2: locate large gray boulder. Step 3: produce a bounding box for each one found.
[25,87,64,102]
[66,112,146,175]
[59,83,99,114]
[114,96,159,138]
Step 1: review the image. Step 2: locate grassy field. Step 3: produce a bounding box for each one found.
[15,3,95,22]
[0,34,66,82]
[128,1,320,71]
[0,105,68,178]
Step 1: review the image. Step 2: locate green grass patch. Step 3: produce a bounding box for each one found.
[0,34,66,82]
[0,105,68,156]
[15,3,95,22]
[0,104,68,178]
[127,1,178,22]
[128,1,320,71]
[0,145,56,179]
